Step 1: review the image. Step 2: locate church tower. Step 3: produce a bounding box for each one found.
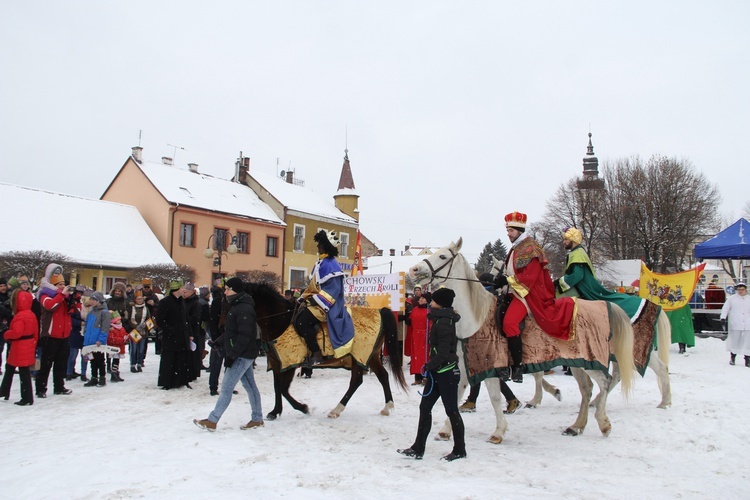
[577,132,605,190]
[333,148,360,222]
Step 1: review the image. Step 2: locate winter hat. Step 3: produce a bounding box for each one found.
[478,273,495,288]
[111,282,127,295]
[199,286,209,297]
[90,291,105,303]
[110,311,122,323]
[431,287,455,308]
[7,277,19,287]
[169,279,184,291]
[736,282,747,289]
[214,278,225,288]
[184,282,196,292]
[142,277,152,286]
[225,277,244,294]
[50,273,65,285]
[0,277,7,285]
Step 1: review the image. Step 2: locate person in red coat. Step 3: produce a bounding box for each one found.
[0,289,39,405]
[35,264,74,397]
[407,294,431,385]
[495,212,576,383]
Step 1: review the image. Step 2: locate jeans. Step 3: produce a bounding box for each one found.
[129,339,146,367]
[208,357,262,424]
[67,347,80,376]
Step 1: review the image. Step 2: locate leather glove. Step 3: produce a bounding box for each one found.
[494,274,508,288]
[224,356,235,368]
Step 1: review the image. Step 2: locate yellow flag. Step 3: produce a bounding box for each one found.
[638,262,706,311]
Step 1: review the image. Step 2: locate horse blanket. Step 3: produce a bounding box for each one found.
[268,307,383,371]
[630,300,661,376]
[462,299,613,386]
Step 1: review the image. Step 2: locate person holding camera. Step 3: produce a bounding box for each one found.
[35,263,74,397]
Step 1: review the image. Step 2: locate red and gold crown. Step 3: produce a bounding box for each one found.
[504,211,527,229]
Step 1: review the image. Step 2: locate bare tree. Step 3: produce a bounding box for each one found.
[237,270,282,288]
[742,200,750,220]
[127,263,196,293]
[599,155,719,272]
[0,250,75,285]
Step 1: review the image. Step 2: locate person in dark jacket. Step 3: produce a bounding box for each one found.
[156,280,192,390]
[208,284,228,396]
[194,277,263,431]
[66,287,85,380]
[183,283,204,380]
[398,287,466,462]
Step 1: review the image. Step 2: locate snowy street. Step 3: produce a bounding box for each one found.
[2,337,748,499]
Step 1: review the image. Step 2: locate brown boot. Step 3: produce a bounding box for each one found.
[193,419,217,432]
[240,420,264,430]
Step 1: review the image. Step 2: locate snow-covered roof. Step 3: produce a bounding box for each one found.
[137,160,285,226]
[0,183,174,268]
[251,170,357,225]
[596,259,641,287]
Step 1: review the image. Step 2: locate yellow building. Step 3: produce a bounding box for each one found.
[241,150,360,290]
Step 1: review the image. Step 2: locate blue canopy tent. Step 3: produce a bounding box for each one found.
[695,218,750,259]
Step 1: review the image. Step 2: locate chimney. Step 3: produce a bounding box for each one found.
[131,146,143,163]
[238,157,249,184]
[404,245,409,252]
[286,170,294,184]
[188,163,199,173]
[389,248,396,257]
[162,156,173,166]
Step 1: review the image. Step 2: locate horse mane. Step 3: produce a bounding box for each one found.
[244,281,283,302]
[453,250,494,324]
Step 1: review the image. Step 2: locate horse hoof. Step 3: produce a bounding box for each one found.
[380,401,395,416]
[488,435,503,444]
[656,402,671,409]
[301,405,310,415]
[554,389,562,401]
[265,412,279,421]
[563,427,582,436]
[524,403,536,409]
[435,432,450,441]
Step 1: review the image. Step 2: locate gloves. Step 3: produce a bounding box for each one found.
[224,356,235,368]
[494,274,508,288]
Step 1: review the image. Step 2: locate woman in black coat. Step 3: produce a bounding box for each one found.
[156,283,191,390]
[398,287,466,462]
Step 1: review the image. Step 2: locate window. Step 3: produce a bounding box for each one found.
[290,269,307,290]
[213,228,229,250]
[236,231,249,254]
[293,224,305,252]
[266,236,279,257]
[180,223,195,247]
[339,232,349,258]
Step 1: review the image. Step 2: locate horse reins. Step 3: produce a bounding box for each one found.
[421,248,485,285]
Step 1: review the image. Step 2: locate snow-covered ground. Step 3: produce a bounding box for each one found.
[2,337,747,499]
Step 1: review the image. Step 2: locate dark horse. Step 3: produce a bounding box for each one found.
[245,282,408,420]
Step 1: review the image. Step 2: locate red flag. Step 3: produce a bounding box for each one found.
[352,229,363,276]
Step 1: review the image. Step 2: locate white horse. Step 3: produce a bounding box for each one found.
[409,238,637,442]
[490,256,672,409]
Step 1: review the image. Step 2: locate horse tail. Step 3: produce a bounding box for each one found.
[381,309,408,391]
[609,303,635,400]
[655,310,671,370]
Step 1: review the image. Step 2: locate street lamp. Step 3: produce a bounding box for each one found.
[204,230,237,279]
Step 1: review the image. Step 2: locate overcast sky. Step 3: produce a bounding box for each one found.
[2,2,748,263]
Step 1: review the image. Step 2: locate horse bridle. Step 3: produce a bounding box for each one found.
[419,248,484,286]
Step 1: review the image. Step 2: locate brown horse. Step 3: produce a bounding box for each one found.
[245,282,407,420]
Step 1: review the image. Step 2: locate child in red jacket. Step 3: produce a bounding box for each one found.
[107,312,130,383]
[0,290,39,405]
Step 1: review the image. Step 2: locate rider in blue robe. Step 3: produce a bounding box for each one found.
[295,230,355,359]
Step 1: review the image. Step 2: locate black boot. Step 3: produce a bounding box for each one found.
[730,353,736,366]
[398,412,432,459]
[678,343,686,354]
[442,412,466,461]
[507,335,523,383]
[84,377,99,387]
[745,356,749,368]
[98,376,106,386]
